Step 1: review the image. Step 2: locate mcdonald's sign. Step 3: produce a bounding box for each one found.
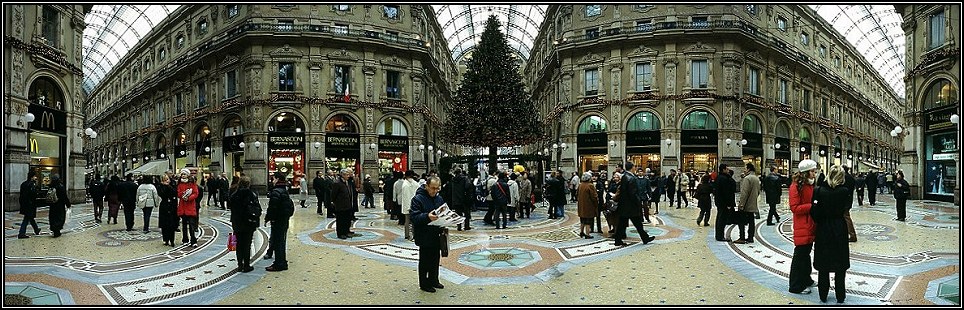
[28,104,66,134]
[29,138,40,154]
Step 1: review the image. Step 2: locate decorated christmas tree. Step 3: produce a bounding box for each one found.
[443,15,544,173]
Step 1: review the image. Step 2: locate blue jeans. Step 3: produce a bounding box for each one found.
[269,219,289,268]
[19,216,39,236]
[553,203,566,218]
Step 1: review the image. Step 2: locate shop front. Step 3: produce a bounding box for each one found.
[378,135,408,176]
[222,117,245,177]
[923,106,958,202]
[174,130,188,171]
[195,124,213,179]
[818,145,830,172]
[681,129,718,173]
[577,132,608,173]
[626,111,661,173]
[268,132,305,183]
[27,103,66,195]
[741,115,763,172]
[774,137,791,174]
[325,114,361,174]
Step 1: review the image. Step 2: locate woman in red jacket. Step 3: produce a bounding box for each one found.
[788,159,818,294]
[176,168,200,247]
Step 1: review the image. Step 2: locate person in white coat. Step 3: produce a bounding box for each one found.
[395,170,420,241]
[675,171,690,209]
[508,173,520,222]
[136,176,162,233]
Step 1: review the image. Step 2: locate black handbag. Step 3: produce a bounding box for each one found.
[440,227,449,257]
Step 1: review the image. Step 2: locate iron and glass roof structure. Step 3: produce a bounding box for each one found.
[82,5,179,95]
[80,5,905,99]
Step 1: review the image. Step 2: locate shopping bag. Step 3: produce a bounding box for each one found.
[228,232,237,251]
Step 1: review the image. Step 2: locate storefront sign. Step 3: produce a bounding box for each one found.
[577,132,607,148]
[924,106,958,132]
[933,153,958,160]
[626,131,660,147]
[195,140,212,154]
[378,135,408,152]
[681,130,718,146]
[28,104,66,134]
[174,145,187,158]
[931,133,958,154]
[325,132,359,149]
[269,132,306,149]
[742,132,763,152]
[774,137,790,156]
[223,135,244,153]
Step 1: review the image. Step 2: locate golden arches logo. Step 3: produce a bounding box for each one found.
[40,111,55,130]
[29,138,40,154]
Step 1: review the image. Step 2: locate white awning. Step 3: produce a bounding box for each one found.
[130,160,169,176]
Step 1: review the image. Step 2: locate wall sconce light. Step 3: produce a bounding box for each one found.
[725,138,733,145]
[19,112,35,126]
[951,114,959,125]
[428,145,434,152]
[665,138,672,145]
[740,139,748,146]
[313,141,322,149]
[537,151,543,155]
[847,154,852,159]
[800,146,806,152]
[609,140,616,148]
[161,153,166,158]
[204,146,211,152]
[253,140,261,149]
[180,150,186,156]
[239,141,245,149]
[819,149,826,156]
[418,144,425,152]
[295,128,302,133]
[560,143,567,150]
[369,143,376,150]
[144,156,149,161]
[542,148,549,154]
[775,143,781,149]
[551,143,558,149]
[436,150,442,156]
[834,151,840,157]
[890,125,908,138]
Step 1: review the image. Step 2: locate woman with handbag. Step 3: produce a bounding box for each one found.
[893,170,910,221]
[810,165,852,303]
[136,176,162,233]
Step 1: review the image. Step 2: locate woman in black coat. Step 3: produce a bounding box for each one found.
[47,174,71,238]
[810,165,852,304]
[157,175,179,246]
[229,176,259,272]
[695,174,713,226]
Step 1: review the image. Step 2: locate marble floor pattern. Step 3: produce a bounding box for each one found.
[3,191,959,305]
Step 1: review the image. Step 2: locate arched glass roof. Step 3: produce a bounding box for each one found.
[432,5,547,62]
[82,5,179,95]
[811,5,905,99]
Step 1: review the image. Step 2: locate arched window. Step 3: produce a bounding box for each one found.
[325,114,357,133]
[742,115,762,134]
[775,121,791,138]
[269,112,306,132]
[833,137,842,149]
[626,111,660,131]
[377,118,408,136]
[28,77,65,110]
[195,124,211,142]
[577,115,607,133]
[681,110,718,129]
[799,127,811,143]
[923,79,957,110]
[223,117,244,137]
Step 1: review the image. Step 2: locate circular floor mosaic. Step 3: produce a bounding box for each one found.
[102,229,162,241]
[459,247,541,270]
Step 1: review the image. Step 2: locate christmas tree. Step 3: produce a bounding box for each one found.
[443,15,544,174]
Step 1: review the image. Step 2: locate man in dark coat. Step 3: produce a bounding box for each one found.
[449,168,472,231]
[18,171,41,238]
[323,170,336,218]
[854,172,866,206]
[47,173,71,238]
[409,176,446,293]
[330,168,354,239]
[383,172,396,217]
[348,171,359,219]
[89,174,106,223]
[545,170,568,219]
[265,172,294,271]
[714,164,738,241]
[842,166,857,242]
[313,170,325,215]
[119,173,140,232]
[864,170,878,206]
[635,169,652,223]
[763,166,783,226]
[613,162,656,246]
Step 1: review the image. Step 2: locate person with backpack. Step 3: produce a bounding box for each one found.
[265,171,295,271]
[18,171,41,239]
[46,173,71,238]
[229,176,260,273]
[89,174,106,223]
[136,176,162,233]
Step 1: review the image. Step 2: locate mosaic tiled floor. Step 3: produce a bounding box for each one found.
[3,192,959,305]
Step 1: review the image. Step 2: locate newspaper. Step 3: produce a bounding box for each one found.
[428,204,465,227]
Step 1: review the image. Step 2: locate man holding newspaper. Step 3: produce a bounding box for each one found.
[410,176,464,293]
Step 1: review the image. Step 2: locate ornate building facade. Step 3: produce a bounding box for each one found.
[4,5,91,209]
[83,5,457,193]
[897,4,961,203]
[525,5,905,178]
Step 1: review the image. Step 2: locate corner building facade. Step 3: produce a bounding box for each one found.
[525,5,904,177]
[84,5,457,193]
[4,5,92,209]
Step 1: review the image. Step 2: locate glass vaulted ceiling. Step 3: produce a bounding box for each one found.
[812,5,905,99]
[432,5,547,62]
[82,5,179,95]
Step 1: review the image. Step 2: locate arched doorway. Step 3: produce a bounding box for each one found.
[268,111,307,184]
[27,76,68,194]
[325,114,360,173]
[195,123,213,179]
[680,110,718,173]
[173,129,188,171]
[625,111,661,172]
[921,78,958,201]
[832,136,843,168]
[222,116,245,177]
[377,117,409,176]
[576,115,608,173]
[799,127,812,161]
[774,121,791,173]
[742,114,764,172]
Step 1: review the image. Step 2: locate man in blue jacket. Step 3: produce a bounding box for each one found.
[410,176,446,293]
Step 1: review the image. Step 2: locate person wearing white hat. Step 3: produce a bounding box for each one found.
[176,168,200,247]
[788,159,819,294]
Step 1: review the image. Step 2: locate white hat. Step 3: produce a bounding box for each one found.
[179,168,191,175]
[798,159,818,172]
